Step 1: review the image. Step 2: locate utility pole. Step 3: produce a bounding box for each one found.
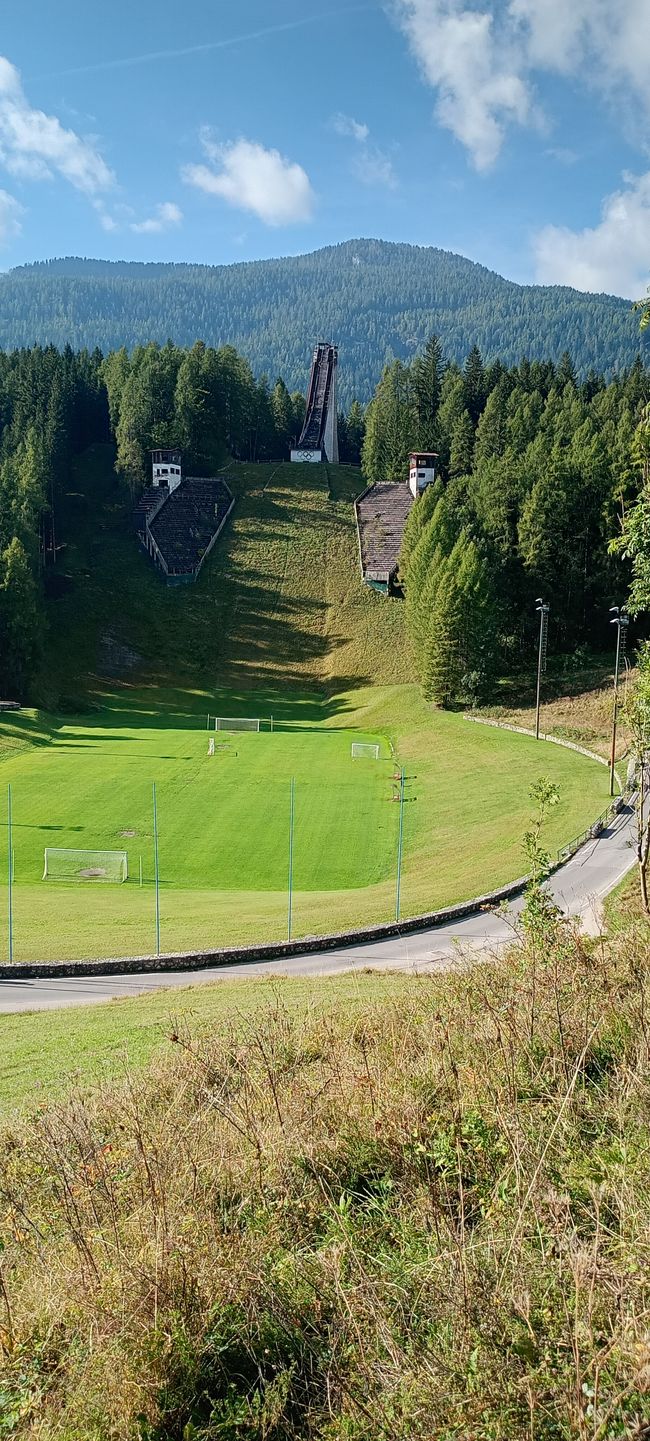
[395,766,406,923]
[7,784,13,964]
[609,607,629,796]
[535,599,550,741]
[287,777,295,942]
[152,782,160,956]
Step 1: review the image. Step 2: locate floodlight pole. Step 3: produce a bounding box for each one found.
[395,767,405,923]
[7,784,13,964]
[287,776,295,942]
[152,781,160,956]
[609,607,629,797]
[535,599,550,741]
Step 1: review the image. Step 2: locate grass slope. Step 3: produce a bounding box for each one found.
[0,972,413,1115]
[0,450,611,961]
[2,923,649,1436]
[37,449,411,705]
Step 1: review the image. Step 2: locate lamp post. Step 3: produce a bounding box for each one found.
[609,607,629,796]
[535,599,550,741]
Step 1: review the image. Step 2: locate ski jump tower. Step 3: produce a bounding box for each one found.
[291,342,339,463]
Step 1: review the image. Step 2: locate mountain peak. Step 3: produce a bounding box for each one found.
[2,240,642,398]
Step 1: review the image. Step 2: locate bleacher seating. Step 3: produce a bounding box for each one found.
[146,478,232,578]
[133,485,168,535]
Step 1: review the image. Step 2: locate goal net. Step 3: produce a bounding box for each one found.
[213,716,273,732]
[43,848,128,883]
[351,743,380,760]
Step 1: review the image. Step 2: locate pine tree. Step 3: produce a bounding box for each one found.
[454,537,496,700]
[406,507,463,668]
[557,351,577,389]
[462,345,486,424]
[361,361,414,482]
[345,400,365,464]
[450,409,474,476]
[0,537,41,698]
[271,378,294,457]
[174,342,226,472]
[398,479,442,581]
[291,391,306,440]
[412,334,444,450]
[473,379,508,466]
[421,562,461,707]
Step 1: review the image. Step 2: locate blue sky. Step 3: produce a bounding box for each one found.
[0,0,648,295]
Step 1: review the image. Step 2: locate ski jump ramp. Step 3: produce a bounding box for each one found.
[291,342,339,464]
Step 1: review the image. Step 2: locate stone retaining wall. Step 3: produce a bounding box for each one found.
[0,873,531,981]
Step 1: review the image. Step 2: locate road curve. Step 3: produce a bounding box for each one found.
[0,804,636,1013]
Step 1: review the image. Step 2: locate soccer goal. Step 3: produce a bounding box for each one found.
[212,716,274,733]
[43,848,128,883]
[351,742,380,760]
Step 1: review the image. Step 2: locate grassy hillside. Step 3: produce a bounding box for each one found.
[38,448,412,706]
[2,918,649,1436]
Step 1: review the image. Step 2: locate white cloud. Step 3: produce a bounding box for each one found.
[97,207,119,233]
[509,0,650,94]
[330,111,397,188]
[331,113,369,142]
[0,187,22,243]
[0,55,113,196]
[545,146,579,166]
[182,136,314,226]
[394,1,530,171]
[351,147,397,189]
[131,200,183,234]
[393,0,650,170]
[534,170,650,298]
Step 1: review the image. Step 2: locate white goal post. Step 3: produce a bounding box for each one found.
[351,743,380,760]
[209,716,274,733]
[43,848,128,883]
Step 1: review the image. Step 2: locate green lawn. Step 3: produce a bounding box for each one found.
[0,680,610,962]
[2,693,391,891]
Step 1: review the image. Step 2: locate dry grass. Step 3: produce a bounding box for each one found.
[478,665,632,764]
[1,919,650,1439]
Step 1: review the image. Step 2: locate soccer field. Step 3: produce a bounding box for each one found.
[0,682,611,962]
[8,712,393,892]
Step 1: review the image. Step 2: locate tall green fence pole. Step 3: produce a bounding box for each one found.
[7,783,13,963]
[395,767,405,923]
[152,782,160,956]
[287,776,295,942]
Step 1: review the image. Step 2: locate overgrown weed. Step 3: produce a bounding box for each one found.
[1,921,650,1438]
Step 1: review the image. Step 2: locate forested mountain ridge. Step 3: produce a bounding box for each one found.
[2,239,645,401]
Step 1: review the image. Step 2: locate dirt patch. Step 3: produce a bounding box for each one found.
[78,867,107,879]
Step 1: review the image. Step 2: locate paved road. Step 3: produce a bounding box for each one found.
[0,803,636,1013]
